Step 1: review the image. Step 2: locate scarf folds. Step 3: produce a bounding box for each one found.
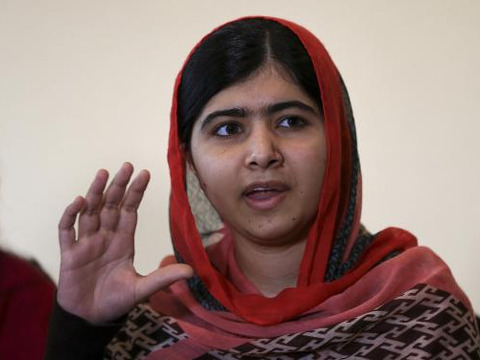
[114,246,480,359]
[164,16,471,328]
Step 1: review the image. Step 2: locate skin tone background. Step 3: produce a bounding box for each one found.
[0,0,479,312]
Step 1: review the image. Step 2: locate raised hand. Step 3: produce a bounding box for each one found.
[57,163,193,325]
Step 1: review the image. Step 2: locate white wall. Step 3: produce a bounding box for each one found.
[1,0,479,312]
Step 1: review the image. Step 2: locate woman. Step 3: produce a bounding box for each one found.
[46,17,480,358]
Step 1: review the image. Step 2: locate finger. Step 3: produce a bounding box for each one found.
[58,196,85,253]
[99,163,135,231]
[78,169,109,237]
[116,169,150,234]
[135,264,194,302]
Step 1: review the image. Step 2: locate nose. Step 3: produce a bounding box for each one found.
[244,126,283,169]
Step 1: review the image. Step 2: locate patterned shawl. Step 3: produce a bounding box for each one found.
[105,17,480,359]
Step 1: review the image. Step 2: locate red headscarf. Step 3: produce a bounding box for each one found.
[129,16,480,358]
[166,16,432,326]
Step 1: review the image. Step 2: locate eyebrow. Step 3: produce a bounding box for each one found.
[201,108,246,130]
[266,100,317,115]
[200,100,317,130]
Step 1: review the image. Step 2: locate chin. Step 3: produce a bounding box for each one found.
[241,218,310,247]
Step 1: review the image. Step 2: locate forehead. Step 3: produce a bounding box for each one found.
[197,64,318,117]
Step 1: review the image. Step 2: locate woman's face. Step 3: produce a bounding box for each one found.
[189,64,326,247]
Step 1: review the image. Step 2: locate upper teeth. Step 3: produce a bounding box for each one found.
[253,187,270,192]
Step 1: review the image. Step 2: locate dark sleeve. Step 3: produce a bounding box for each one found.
[45,300,123,360]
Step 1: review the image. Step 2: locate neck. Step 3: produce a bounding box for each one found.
[233,237,306,297]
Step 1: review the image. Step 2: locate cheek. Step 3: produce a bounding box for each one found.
[291,144,326,198]
[191,150,239,202]
[291,140,326,172]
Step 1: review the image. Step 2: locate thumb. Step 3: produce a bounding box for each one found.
[135,264,194,301]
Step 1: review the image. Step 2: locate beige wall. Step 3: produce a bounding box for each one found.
[1,0,479,311]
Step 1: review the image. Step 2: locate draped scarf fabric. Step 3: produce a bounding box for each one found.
[103,16,480,359]
[106,248,479,359]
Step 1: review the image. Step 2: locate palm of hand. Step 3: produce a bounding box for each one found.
[57,163,193,325]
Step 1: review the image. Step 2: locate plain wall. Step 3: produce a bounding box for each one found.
[1,0,479,311]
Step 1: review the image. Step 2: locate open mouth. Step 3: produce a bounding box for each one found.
[244,187,283,200]
[242,181,290,209]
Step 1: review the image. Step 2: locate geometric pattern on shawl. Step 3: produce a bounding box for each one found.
[203,284,480,359]
[104,284,480,359]
[104,303,188,359]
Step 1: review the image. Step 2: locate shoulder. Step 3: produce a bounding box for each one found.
[0,250,55,357]
[0,250,55,294]
[382,245,475,313]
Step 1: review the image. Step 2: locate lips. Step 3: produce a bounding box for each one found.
[242,181,290,210]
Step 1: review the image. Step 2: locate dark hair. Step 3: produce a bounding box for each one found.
[178,18,322,148]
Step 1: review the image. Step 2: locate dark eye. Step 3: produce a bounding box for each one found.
[278,116,306,128]
[214,122,242,137]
